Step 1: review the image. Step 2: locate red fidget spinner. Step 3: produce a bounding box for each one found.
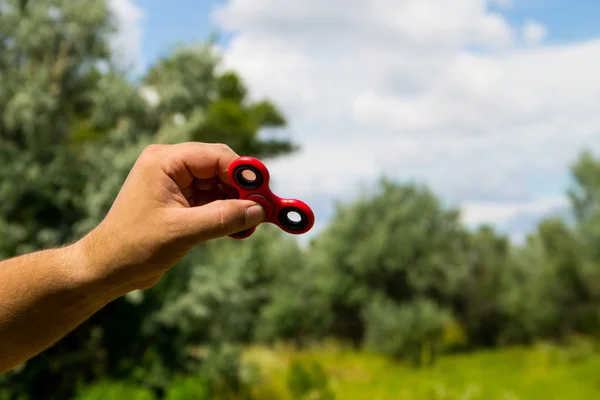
[227,156,315,239]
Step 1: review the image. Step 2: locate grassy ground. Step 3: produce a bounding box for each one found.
[243,341,600,399]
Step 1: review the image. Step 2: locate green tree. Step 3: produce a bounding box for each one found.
[143,46,293,158]
[287,360,335,400]
[310,179,468,350]
[454,226,512,347]
[500,218,594,343]
[0,0,117,257]
[494,151,600,344]
[363,295,451,366]
[255,260,334,347]
[74,381,157,400]
[569,150,600,226]
[569,151,600,291]
[500,232,564,343]
[536,218,598,335]
[0,1,297,398]
[153,225,304,345]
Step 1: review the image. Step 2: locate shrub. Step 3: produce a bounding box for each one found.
[164,375,213,400]
[74,381,156,400]
[287,360,335,400]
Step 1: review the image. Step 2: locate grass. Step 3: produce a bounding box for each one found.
[243,341,600,399]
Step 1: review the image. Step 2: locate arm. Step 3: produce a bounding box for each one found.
[0,245,120,373]
[0,142,265,374]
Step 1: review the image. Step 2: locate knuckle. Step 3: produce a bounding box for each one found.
[139,144,168,168]
[144,143,165,154]
[140,144,165,161]
[215,142,233,153]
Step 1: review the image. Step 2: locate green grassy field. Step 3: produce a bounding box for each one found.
[243,341,600,399]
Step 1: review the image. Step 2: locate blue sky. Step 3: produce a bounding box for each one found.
[495,0,600,44]
[137,0,225,71]
[137,0,600,71]
[118,0,600,242]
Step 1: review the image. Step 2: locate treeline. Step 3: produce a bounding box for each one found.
[2,1,600,399]
[266,167,600,357]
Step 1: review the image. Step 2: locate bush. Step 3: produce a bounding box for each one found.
[197,344,261,398]
[164,375,213,400]
[74,381,156,400]
[363,296,451,366]
[287,360,335,400]
[440,318,469,352]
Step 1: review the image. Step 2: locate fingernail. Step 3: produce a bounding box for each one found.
[246,204,265,224]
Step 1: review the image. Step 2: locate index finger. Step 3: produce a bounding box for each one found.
[160,142,240,190]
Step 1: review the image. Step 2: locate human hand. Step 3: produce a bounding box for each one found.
[76,142,265,293]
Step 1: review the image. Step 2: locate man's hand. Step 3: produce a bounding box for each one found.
[0,142,264,374]
[77,142,265,292]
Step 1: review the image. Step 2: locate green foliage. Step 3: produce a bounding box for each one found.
[500,216,600,344]
[286,360,335,400]
[567,151,600,295]
[363,296,451,365]
[454,226,513,347]
[144,46,294,159]
[164,375,213,400]
[309,179,468,346]
[198,345,251,396]
[8,1,600,398]
[74,381,157,400]
[255,273,333,345]
[569,149,600,224]
[534,218,600,334]
[254,238,333,345]
[0,0,113,256]
[247,343,600,400]
[0,1,296,398]
[154,226,304,344]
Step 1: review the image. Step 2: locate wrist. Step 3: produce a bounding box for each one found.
[69,225,134,301]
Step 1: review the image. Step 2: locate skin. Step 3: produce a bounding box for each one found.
[0,142,265,375]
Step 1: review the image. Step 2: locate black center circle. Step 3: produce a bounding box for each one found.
[233,165,263,191]
[278,207,309,231]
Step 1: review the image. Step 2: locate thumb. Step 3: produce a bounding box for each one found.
[172,199,265,243]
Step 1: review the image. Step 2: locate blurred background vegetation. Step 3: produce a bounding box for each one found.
[2,1,600,399]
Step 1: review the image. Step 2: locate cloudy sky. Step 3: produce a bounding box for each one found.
[109,0,600,242]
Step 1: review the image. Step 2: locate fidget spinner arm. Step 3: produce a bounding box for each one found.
[227,156,315,239]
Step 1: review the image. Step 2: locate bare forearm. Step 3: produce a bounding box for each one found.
[0,242,124,374]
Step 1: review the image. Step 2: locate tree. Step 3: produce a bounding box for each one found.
[0,0,117,257]
[536,218,599,335]
[363,295,451,366]
[453,226,512,347]
[563,151,600,332]
[569,150,600,272]
[143,46,294,159]
[0,1,297,398]
[499,231,566,344]
[500,217,597,344]
[569,150,600,225]
[309,179,468,350]
[255,253,334,347]
[153,225,305,345]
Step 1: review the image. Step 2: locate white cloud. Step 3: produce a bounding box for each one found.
[522,20,549,45]
[213,0,600,238]
[107,0,144,71]
[461,196,569,227]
